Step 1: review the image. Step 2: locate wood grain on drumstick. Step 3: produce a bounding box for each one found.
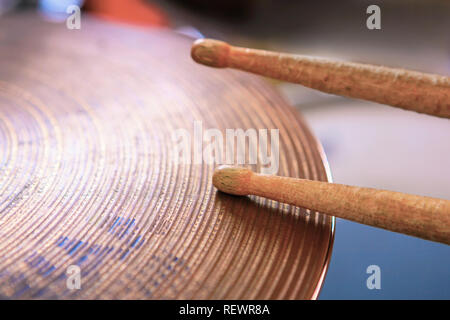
[213,166,450,245]
[192,39,450,118]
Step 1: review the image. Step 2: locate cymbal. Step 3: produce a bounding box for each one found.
[0,14,334,299]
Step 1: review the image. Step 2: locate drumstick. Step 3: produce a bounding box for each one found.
[213,165,450,245]
[191,39,450,118]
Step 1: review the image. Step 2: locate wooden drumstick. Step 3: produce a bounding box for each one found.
[213,166,450,245]
[191,39,450,118]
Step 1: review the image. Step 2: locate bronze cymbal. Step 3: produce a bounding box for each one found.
[0,14,334,299]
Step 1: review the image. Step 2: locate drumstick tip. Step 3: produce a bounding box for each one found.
[213,165,252,195]
[191,38,230,68]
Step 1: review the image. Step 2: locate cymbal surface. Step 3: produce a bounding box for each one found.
[0,14,334,299]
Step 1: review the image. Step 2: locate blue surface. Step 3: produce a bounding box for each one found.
[319,218,450,299]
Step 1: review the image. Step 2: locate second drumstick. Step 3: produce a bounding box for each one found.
[191,39,450,118]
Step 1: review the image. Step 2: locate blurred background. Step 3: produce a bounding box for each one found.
[1,0,449,299]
